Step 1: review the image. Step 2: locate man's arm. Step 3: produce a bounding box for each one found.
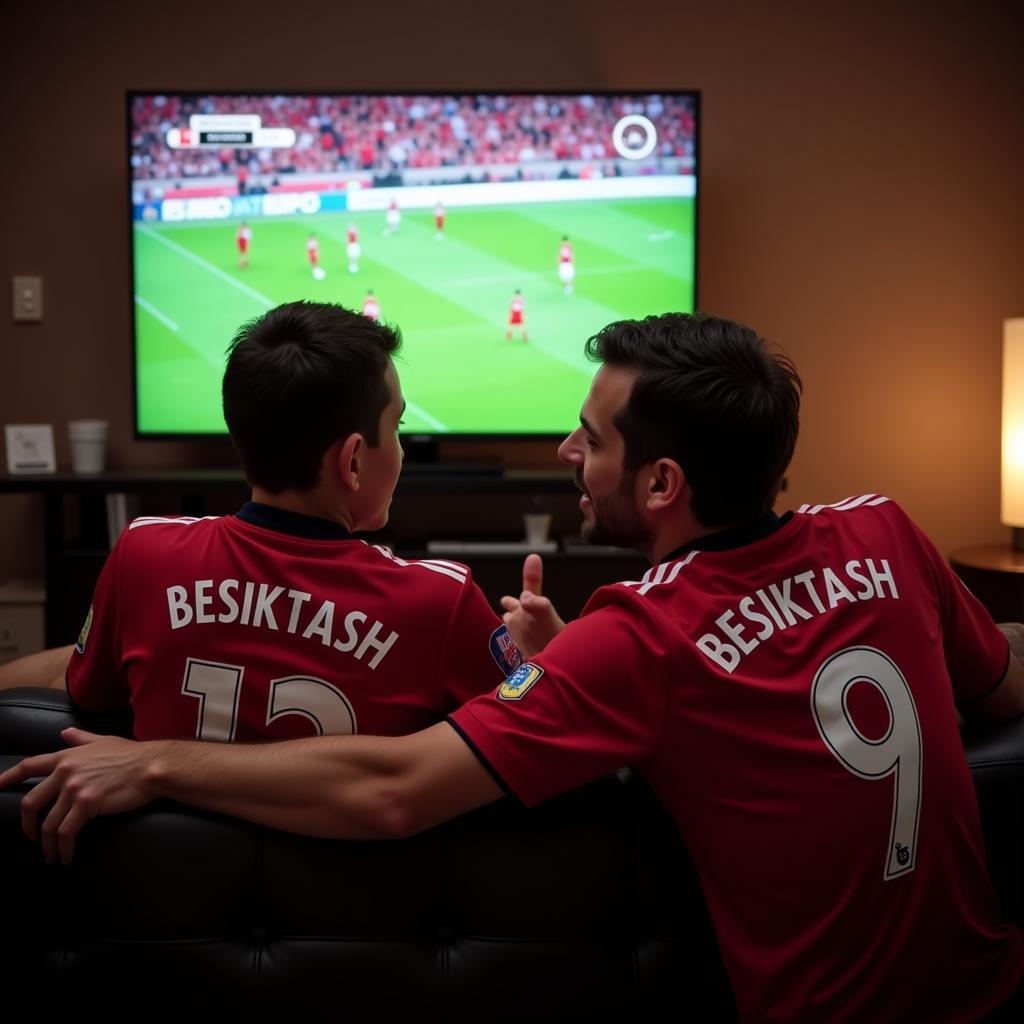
[0,722,503,865]
[0,645,73,691]
[972,623,1024,719]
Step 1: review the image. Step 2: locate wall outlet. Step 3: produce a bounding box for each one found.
[13,276,43,322]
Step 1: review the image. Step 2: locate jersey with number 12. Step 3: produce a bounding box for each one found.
[68,509,514,742]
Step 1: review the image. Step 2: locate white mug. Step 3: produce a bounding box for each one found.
[68,420,108,474]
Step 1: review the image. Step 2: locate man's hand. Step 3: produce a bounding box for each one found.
[500,554,566,658]
[0,728,160,865]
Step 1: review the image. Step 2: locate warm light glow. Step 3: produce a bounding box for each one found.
[1001,319,1024,526]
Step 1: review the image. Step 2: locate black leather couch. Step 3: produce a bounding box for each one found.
[1,688,1022,1022]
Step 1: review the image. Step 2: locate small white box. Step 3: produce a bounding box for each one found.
[0,578,45,665]
[4,424,56,474]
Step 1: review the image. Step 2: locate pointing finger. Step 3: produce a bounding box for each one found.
[522,553,543,597]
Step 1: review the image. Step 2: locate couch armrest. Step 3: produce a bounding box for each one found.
[961,715,1024,927]
[962,714,1024,785]
[0,687,133,755]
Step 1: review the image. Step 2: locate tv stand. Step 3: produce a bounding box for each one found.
[400,434,440,464]
[399,462,502,478]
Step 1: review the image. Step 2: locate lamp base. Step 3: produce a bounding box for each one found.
[1012,528,1024,552]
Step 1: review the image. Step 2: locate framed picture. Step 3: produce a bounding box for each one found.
[4,424,56,474]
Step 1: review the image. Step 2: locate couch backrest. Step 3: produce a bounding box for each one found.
[2,689,1022,1021]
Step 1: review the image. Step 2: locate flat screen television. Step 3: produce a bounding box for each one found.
[128,91,699,439]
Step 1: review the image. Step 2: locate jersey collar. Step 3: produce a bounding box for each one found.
[659,510,793,563]
[236,501,352,541]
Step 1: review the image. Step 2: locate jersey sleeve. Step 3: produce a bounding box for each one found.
[436,575,519,711]
[901,510,1009,704]
[448,588,670,807]
[65,532,131,712]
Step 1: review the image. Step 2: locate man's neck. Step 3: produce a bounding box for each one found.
[249,487,355,532]
[644,520,722,564]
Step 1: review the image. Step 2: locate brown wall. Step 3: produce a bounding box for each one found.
[2,0,1022,581]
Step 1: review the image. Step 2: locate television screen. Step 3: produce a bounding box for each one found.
[129,91,699,437]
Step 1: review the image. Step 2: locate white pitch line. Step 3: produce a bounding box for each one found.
[138,226,275,307]
[405,400,449,433]
[134,294,179,331]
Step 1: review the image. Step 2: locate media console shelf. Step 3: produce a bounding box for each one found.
[1,470,647,646]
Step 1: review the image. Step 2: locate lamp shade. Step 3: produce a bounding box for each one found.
[1001,319,1024,526]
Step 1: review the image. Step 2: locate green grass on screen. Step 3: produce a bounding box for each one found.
[133,196,695,435]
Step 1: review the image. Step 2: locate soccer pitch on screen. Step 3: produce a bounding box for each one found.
[133,197,695,435]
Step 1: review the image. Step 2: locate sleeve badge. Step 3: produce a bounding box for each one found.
[489,624,523,675]
[498,662,544,701]
[75,604,94,654]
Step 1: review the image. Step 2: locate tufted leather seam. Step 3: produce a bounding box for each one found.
[0,700,74,712]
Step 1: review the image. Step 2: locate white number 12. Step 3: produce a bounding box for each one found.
[182,657,357,741]
[811,646,922,880]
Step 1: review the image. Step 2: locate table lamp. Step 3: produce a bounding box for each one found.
[1001,318,1024,550]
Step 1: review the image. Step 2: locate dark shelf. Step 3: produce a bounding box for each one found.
[1,467,599,645]
[1,467,574,495]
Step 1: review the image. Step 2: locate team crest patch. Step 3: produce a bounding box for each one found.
[489,625,523,675]
[76,605,94,654]
[498,662,543,701]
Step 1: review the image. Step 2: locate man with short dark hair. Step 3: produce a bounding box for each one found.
[5,312,1023,1022]
[3,301,518,742]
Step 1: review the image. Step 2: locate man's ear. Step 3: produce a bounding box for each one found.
[644,458,686,514]
[334,434,365,492]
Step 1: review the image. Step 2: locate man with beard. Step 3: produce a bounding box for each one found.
[5,312,1024,1023]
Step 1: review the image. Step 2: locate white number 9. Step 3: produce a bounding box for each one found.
[811,646,922,879]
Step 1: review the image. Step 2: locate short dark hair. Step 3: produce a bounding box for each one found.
[585,312,801,527]
[223,301,401,493]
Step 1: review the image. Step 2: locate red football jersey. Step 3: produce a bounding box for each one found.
[509,297,524,323]
[450,497,1023,1022]
[559,242,573,263]
[347,226,358,243]
[363,298,380,320]
[69,503,518,742]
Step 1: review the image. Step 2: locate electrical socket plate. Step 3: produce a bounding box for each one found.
[13,276,43,322]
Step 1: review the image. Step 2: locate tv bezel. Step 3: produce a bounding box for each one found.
[127,88,701,443]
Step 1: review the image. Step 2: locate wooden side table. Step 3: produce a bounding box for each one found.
[949,545,1024,622]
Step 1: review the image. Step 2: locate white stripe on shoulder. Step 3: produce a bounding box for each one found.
[369,544,468,584]
[128,515,221,530]
[621,550,700,595]
[621,563,659,589]
[797,494,889,516]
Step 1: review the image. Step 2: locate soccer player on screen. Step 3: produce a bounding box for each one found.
[0,301,519,748]
[307,233,324,280]
[434,200,445,239]
[236,222,252,269]
[346,222,361,274]
[506,289,527,342]
[558,235,575,295]
[362,289,381,322]
[384,198,401,237]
